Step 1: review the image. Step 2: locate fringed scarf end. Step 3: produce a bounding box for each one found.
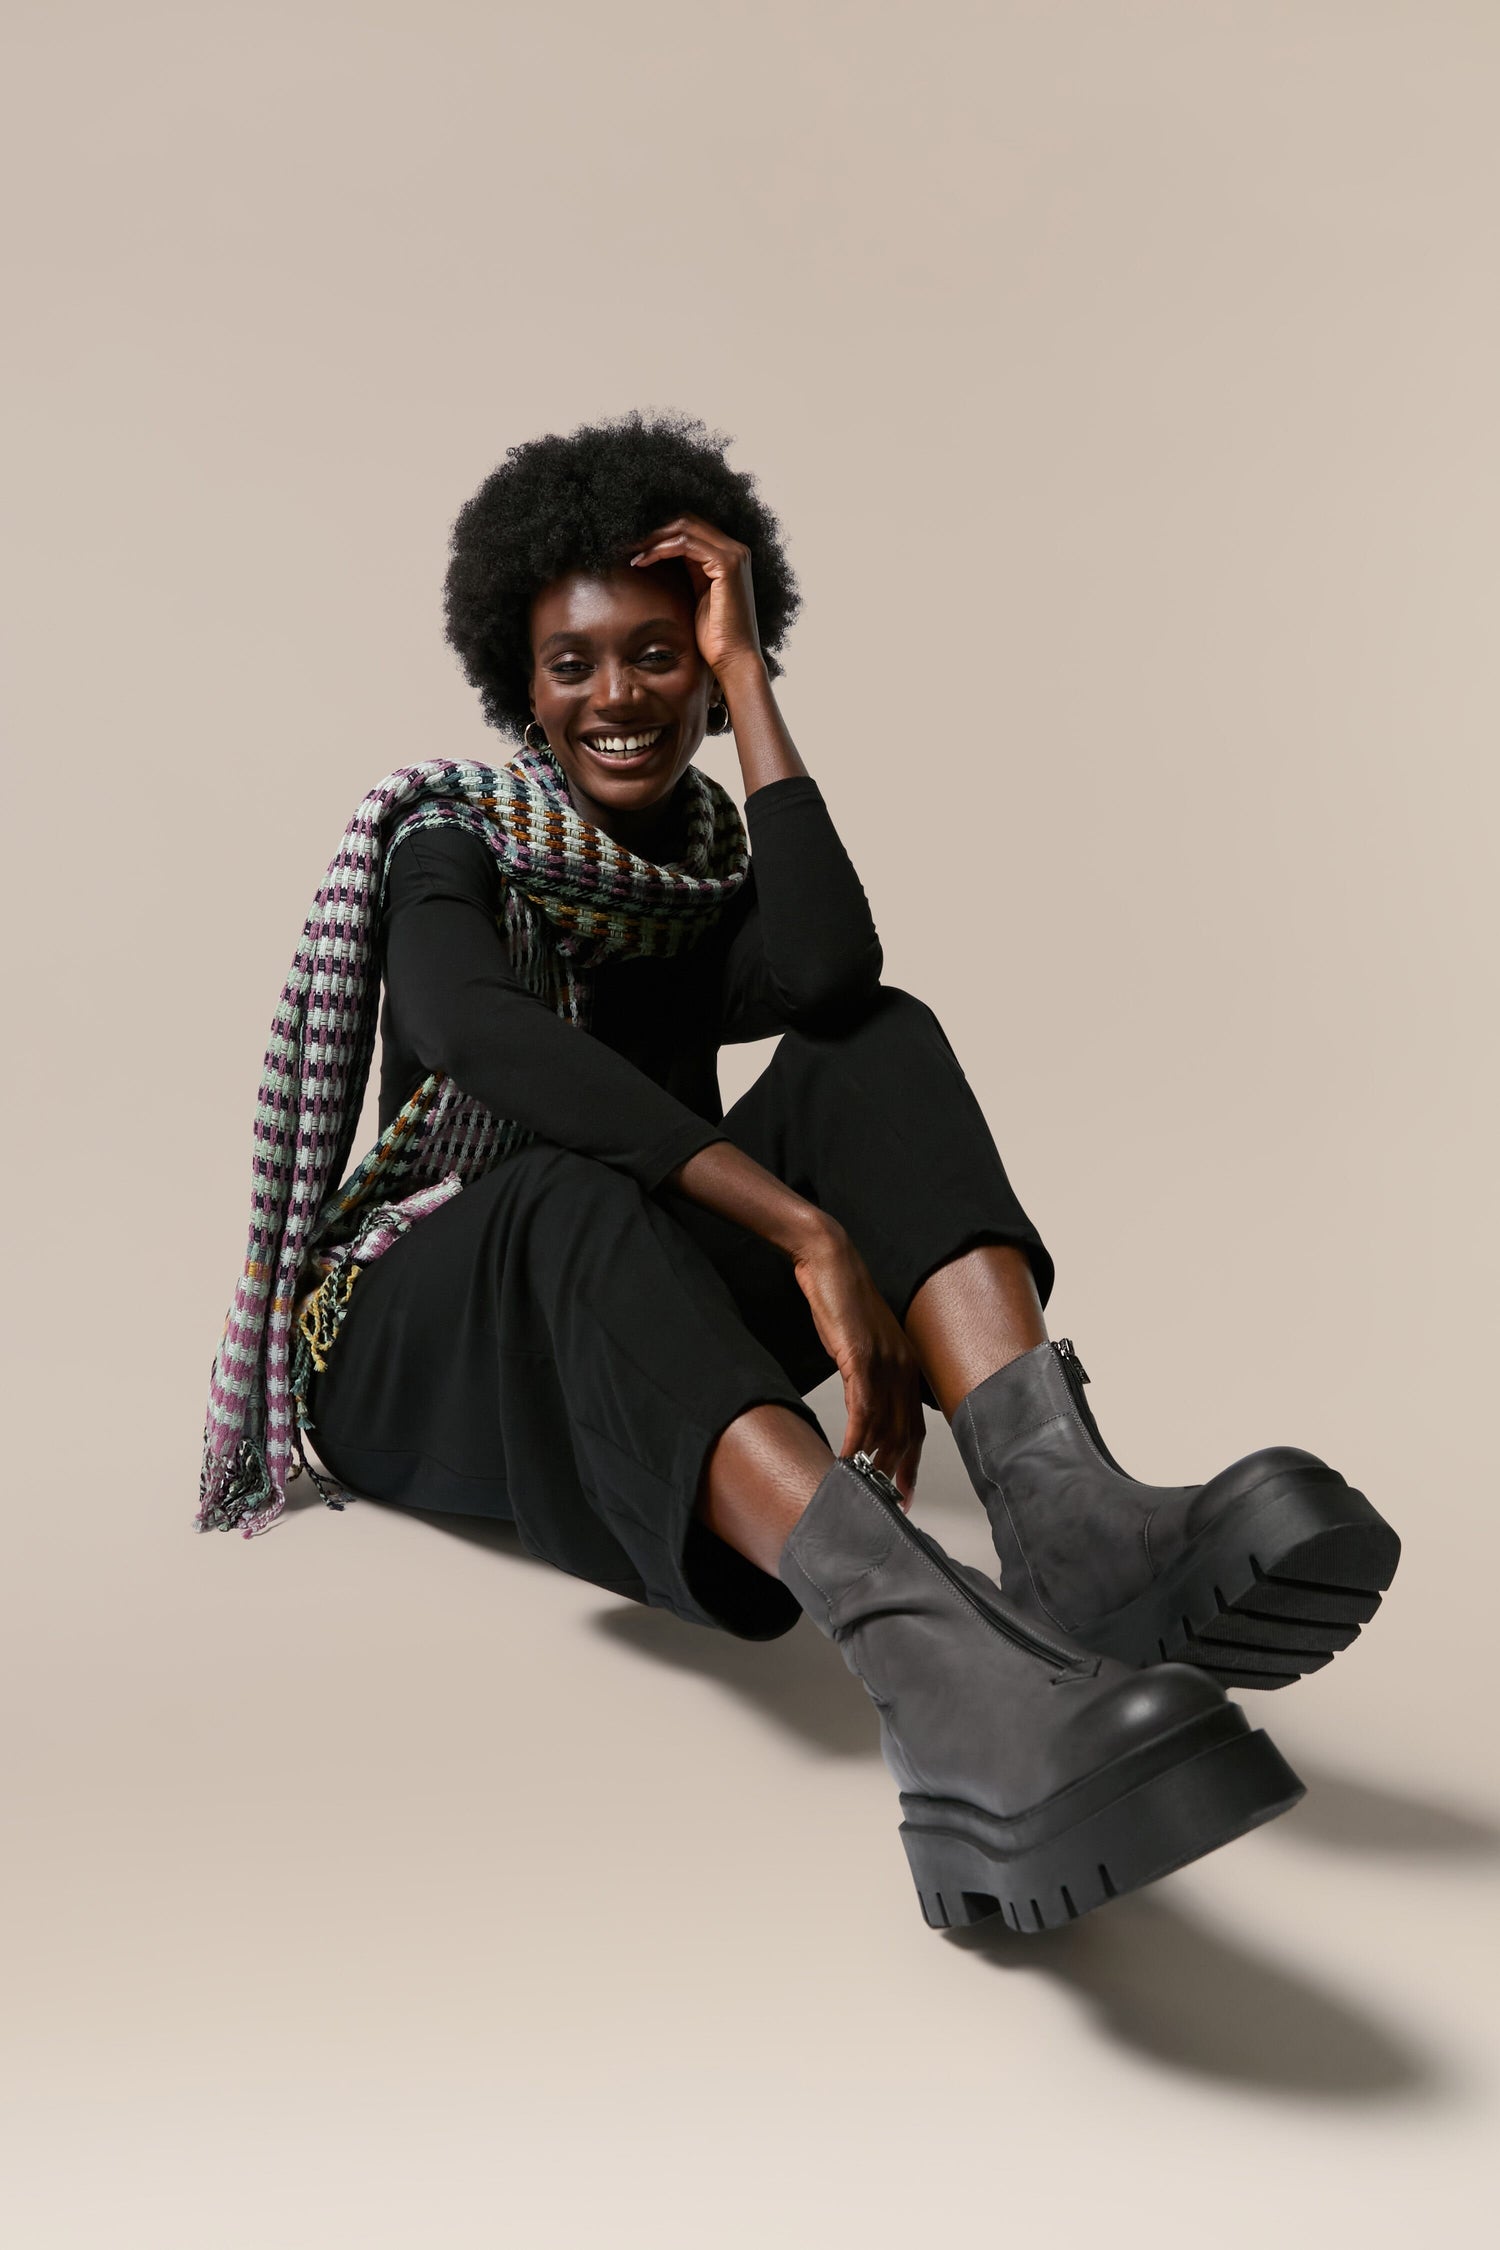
[197,1436,281,1535]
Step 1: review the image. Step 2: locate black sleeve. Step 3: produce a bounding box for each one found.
[381,826,727,1189]
[720,774,884,1041]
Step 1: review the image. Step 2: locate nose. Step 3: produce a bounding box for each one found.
[591,658,650,718]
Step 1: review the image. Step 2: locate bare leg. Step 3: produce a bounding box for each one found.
[695,1402,836,1575]
[904,1244,1048,1420]
[696,1240,1045,1571]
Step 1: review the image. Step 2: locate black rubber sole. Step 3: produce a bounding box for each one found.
[901,1705,1302,1932]
[1077,1470,1401,1690]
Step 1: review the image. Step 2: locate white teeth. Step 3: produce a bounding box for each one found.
[588,727,664,758]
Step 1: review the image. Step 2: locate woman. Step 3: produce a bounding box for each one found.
[201,413,1400,1934]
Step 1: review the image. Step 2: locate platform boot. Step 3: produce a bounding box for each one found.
[951,1339,1400,1690]
[778,1451,1304,1930]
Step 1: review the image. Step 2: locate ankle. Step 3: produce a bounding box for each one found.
[696,1403,834,1578]
[905,1244,1048,1418]
[950,1336,1056,1420]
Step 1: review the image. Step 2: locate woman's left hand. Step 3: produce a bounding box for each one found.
[630,514,764,684]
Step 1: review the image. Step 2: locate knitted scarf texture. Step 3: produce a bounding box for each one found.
[199,745,749,1538]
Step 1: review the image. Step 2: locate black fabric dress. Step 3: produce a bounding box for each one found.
[306,773,1053,1639]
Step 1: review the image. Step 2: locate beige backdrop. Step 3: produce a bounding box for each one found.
[3,3,1497,2244]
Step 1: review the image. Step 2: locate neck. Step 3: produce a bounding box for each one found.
[567,779,684,858]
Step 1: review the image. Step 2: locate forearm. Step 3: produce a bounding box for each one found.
[385,859,724,1189]
[668,1138,925,1498]
[718,652,809,795]
[664,1135,840,1260]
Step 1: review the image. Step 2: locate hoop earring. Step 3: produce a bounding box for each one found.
[705,699,731,737]
[523,720,549,752]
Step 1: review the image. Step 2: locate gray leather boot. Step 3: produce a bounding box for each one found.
[779,1451,1302,1932]
[953,1340,1401,1691]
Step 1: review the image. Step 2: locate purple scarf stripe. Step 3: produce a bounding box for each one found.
[199,748,747,1536]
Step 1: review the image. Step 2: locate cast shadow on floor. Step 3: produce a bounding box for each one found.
[595,1600,878,1757]
[386,1503,1469,2100]
[410,1502,1498,1857]
[390,1499,1498,1866]
[1270,1756,1499,1857]
[597,1591,1451,2100]
[377,1497,877,1757]
[947,1893,1442,2100]
[595,1591,1498,1857]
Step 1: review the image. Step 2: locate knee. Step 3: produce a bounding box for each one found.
[865,985,947,1043]
[787,983,952,1067]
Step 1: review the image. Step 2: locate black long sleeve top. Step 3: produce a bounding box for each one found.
[376,774,883,1190]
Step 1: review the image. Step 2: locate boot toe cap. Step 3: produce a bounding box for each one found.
[1054,1659,1227,1773]
[1185,1445,1338,1538]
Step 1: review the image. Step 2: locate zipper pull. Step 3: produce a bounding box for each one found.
[848,1449,904,1504]
[1052,1337,1089,1386]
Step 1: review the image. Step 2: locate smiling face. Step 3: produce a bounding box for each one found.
[528,564,713,844]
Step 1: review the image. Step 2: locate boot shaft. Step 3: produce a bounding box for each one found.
[777,1454,1224,1811]
[952,1340,1193,1627]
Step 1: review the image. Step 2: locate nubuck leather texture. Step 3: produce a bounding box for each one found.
[779,1454,1302,1932]
[954,1340,1402,1690]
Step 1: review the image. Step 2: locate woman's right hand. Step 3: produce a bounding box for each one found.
[792,1218,925,1503]
[664,1140,925,1501]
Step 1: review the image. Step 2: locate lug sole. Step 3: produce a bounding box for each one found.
[1074,1473,1401,1690]
[901,1710,1303,1932]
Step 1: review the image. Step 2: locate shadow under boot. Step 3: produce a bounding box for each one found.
[779,1453,1304,1933]
[952,1340,1401,1692]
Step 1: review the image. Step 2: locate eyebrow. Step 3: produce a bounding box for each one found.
[536,617,687,654]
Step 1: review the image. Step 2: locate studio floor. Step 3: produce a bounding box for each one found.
[7,1368,1495,2248]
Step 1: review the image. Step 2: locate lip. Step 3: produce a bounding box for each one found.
[575,722,675,774]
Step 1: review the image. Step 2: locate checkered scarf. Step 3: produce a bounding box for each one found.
[198,745,748,1537]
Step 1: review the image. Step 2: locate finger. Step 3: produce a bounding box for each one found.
[639,543,712,595]
[893,1433,924,1508]
[848,1413,900,1486]
[635,513,734,547]
[630,533,694,561]
[840,1367,876,1464]
[867,1424,915,1493]
[629,527,738,572]
[627,544,716,622]
[629,531,715,565]
[870,1395,924,1506]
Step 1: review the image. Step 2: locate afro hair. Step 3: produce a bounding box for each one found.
[443,410,800,737]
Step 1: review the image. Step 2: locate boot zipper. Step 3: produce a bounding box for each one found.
[846,1451,1092,1673]
[1050,1338,1132,1476]
[1052,1336,1090,1386]
[848,1449,906,1504]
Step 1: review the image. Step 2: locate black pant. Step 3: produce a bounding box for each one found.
[309,987,1053,1639]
